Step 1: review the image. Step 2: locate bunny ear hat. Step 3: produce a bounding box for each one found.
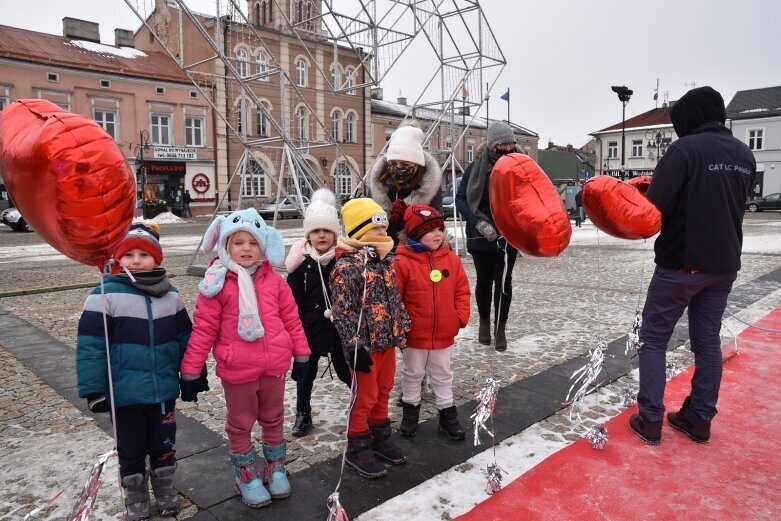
[198,208,285,341]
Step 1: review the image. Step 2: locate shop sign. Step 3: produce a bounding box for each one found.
[153,146,197,160]
[191,173,211,194]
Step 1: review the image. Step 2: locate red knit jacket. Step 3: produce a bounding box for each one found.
[393,244,470,349]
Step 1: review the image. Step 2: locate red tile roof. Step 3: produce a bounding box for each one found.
[0,24,190,84]
[595,106,672,133]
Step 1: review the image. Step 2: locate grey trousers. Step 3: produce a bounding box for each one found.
[638,266,737,422]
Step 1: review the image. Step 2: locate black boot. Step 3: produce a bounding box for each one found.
[629,412,662,445]
[370,421,407,465]
[494,321,507,351]
[478,318,491,345]
[346,433,386,479]
[667,397,711,443]
[399,402,421,437]
[438,406,466,441]
[292,410,313,437]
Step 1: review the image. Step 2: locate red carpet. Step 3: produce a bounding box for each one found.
[457,308,781,521]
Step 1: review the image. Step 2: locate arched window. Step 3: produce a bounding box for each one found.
[256,102,270,137]
[242,158,267,197]
[265,0,273,24]
[236,98,248,136]
[346,113,355,142]
[296,107,307,140]
[256,51,268,80]
[236,48,249,78]
[345,67,356,95]
[254,2,261,25]
[295,58,307,87]
[335,161,352,197]
[306,1,314,30]
[331,111,341,142]
[297,0,304,23]
[330,65,340,90]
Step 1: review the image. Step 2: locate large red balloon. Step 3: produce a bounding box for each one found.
[0,99,136,269]
[626,175,653,196]
[489,153,571,256]
[582,175,661,240]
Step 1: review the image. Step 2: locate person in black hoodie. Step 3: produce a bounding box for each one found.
[629,86,756,446]
[285,189,350,436]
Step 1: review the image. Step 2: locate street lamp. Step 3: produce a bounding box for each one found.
[134,130,151,216]
[645,129,672,163]
[611,85,633,180]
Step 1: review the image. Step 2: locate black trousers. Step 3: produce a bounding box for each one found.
[470,249,518,322]
[114,399,177,477]
[296,350,351,413]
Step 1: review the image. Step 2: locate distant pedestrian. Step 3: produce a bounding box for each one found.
[180,208,310,508]
[391,201,470,440]
[182,189,193,218]
[285,189,351,437]
[455,121,519,351]
[76,222,193,520]
[330,198,411,479]
[629,86,756,445]
[574,188,583,227]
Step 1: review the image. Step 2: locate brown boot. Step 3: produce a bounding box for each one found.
[629,412,662,445]
[478,319,491,345]
[494,321,507,351]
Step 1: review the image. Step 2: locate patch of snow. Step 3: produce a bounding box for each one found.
[149,212,183,224]
[739,108,769,114]
[64,40,147,59]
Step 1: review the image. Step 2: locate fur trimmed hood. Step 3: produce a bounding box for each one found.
[368,150,443,212]
[285,238,309,273]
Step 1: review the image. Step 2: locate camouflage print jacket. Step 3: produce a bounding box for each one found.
[330,237,411,358]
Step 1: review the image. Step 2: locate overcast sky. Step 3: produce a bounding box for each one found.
[5,0,781,147]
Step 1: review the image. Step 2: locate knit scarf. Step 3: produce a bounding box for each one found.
[120,268,172,298]
[466,148,495,223]
[199,258,264,341]
[305,242,336,266]
[337,235,394,260]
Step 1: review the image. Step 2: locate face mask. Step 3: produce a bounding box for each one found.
[387,164,417,184]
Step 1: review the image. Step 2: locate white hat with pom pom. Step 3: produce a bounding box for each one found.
[303,188,341,237]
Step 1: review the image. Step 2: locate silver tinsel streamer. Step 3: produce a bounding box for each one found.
[666,359,678,379]
[326,492,349,521]
[68,450,116,521]
[483,464,505,495]
[585,424,609,450]
[625,311,644,355]
[471,377,500,446]
[619,385,638,408]
[566,337,607,422]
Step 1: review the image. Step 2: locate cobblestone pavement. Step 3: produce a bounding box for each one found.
[1,218,780,519]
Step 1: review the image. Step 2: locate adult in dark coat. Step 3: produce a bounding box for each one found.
[629,86,756,445]
[368,123,443,244]
[574,188,583,227]
[454,121,519,351]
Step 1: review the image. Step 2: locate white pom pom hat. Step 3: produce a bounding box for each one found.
[303,188,341,237]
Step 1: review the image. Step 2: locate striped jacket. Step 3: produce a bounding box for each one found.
[76,275,192,408]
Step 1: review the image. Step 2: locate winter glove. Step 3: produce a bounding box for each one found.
[291,361,309,382]
[180,365,210,402]
[86,394,109,414]
[475,220,497,242]
[347,348,374,374]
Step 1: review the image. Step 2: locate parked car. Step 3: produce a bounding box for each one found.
[746,193,781,212]
[441,195,456,220]
[1,208,33,232]
[257,195,310,219]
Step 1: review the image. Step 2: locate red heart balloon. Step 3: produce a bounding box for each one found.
[489,153,571,256]
[626,175,653,195]
[0,99,136,269]
[582,175,661,240]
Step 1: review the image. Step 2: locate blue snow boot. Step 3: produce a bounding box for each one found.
[262,441,291,499]
[229,449,272,508]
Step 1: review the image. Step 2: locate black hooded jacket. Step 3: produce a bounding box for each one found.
[647,87,755,273]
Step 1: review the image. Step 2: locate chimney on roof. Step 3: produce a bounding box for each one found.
[566,144,573,152]
[63,17,101,43]
[114,29,135,48]
[547,140,554,150]
[397,96,407,106]
[370,87,384,100]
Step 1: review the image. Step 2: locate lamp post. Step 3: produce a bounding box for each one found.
[134,130,151,217]
[644,128,672,164]
[611,85,633,180]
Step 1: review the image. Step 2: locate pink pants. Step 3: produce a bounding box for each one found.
[222,375,286,455]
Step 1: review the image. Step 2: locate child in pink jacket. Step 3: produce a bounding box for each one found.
[180,208,310,509]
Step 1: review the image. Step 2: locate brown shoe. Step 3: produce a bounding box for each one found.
[629,413,662,445]
[478,319,491,345]
[667,398,710,443]
[494,321,507,351]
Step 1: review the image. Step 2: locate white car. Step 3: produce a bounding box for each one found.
[1,208,33,232]
[257,196,310,219]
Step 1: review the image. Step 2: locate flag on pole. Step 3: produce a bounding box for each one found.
[500,89,510,101]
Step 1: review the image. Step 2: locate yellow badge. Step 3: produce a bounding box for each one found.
[430,269,442,283]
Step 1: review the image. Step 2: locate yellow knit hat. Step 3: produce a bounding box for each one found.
[342,198,388,240]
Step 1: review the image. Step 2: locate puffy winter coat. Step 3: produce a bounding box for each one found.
[181,260,310,384]
[76,275,191,408]
[285,239,342,355]
[393,244,470,349]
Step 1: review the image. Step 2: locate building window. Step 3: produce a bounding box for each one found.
[237,99,248,136]
[185,117,204,147]
[236,48,249,78]
[467,144,474,162]
[631,139,643,158]
[331,111,340,141]
[346,113,355,142]
[295,59,307,87]
[256,51,269,80]
[748,129,764,150]
[94,109,117,140]
[189,89,198,99]
[306,1,314,30]
[296,107,307,140]
[47,72,59,82]
[100,79,111,88]
[242,159,267,197]
[38,89,71,110]
[335,161,352,197]
[150,113,171,145]
[297,0,304,22]
[345,67,356,95]
[155,86,165,95]
[256,102,269,136]
[331,65,341,90]
[263,0,272,23]
[607,141,618,159]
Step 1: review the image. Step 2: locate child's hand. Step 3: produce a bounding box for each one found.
[399,338,407,348]
[348,348,373,373]
[291,361,309,382]
[180,366,210,402]
[86,394,109,413]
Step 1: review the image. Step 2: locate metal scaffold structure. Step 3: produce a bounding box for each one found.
[122,0,506,219]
